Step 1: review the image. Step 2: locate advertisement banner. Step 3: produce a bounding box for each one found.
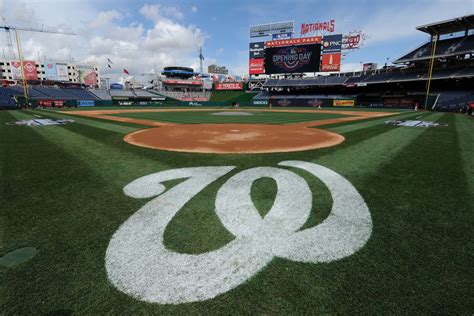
[264,44,321,74]
[56,63,69,81]
[363,63,377,71]
[22,61,38,80]
[265,36,322,48]
[39,100,65,107]
[269,98,322,107]
[342,32,363,50]
[249,58,265,75]
[44,63,58,80]
[272,32,292,40]
[333,99,354,107]
[215,82,243,90]
[300,19,335,36]
[162,79,203,85]
[322,34,342,54]
[250,21,294,38]
[249,42,265,59]
[10,61,22,80]
[77,100,95,107]
[321,53,341,72]
[77,65,97,86]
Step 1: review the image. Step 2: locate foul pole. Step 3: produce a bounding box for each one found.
[15,30,29,108]
[424,34,437,109]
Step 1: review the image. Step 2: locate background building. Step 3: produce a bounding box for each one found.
[0,59,100,86]
[208,64,229,75]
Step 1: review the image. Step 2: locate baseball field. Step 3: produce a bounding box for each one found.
[1,107,473,314]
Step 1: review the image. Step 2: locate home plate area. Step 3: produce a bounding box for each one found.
[211,111,254,116]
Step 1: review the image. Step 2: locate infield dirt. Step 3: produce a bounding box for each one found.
[69,108,396,153]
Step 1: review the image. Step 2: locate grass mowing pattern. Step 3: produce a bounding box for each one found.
[1,109,473,314]
[110,110,348,124]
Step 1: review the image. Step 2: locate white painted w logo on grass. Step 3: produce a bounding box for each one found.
[106,161,372,304]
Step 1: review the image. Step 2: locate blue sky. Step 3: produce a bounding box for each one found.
[1,0,472,79]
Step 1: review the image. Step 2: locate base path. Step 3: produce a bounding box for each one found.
[68,108,397,154]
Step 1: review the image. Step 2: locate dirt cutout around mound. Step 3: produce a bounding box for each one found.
[68,108,397,154]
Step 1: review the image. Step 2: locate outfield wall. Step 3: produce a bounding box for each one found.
[14,94,437,109]
[268,97,355,108]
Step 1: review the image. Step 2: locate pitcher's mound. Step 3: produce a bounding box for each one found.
[124,124,344,154]
[211,111,254,116]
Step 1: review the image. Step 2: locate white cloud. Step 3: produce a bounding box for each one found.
[139,4,184,21]
[163,6,184,20]
[191,6,198,13]
[88,10,123,29]
[0,1,206,81]
[139,4,161,21]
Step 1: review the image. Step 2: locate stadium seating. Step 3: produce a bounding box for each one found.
[301,77,326,85]
[133,90,161,97]
[262,65,473,89]
[109,90,136,97]
[452,67,474,77]
[343,74,371,84]
[394,70,426,81]
[1,86,102,101]
[0,91,17,109]
[7,86,48,98]
[363,72,396,83]
[396,35,474,62]
[277,79,302,86]
[435,91,474,111]
[263,79,279,87]
[155,90,211,101]
[90,89,112,100]
[32,87,78,99]
[253,91,270,100]
[325,76,348,85]
[64,88,98,100]
[0,87,24,96]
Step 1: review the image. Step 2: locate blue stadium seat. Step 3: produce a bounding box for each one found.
[64,88,98,100]
[32,87,77,99]
[0,88,17,109]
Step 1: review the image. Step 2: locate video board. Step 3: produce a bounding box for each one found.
[264,44,321,74]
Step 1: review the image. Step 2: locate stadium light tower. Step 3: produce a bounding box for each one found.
[0,17,75,107]
[198,46,204,74]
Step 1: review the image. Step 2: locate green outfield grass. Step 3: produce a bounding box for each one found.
[1,108,473,314]
[109,110,349,124]
[55,106,410,112]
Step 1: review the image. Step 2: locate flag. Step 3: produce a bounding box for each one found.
[123,69,130,75]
